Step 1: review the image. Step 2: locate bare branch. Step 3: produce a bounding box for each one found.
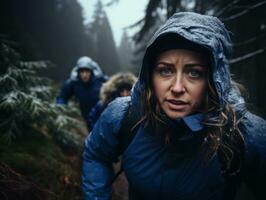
[126,18,145,29]
[230,47,266,64]
[222,1,266,22]
[233,33,266,47]
[104,0,119,7]
[205,0,221,14]
[215,0,240,17]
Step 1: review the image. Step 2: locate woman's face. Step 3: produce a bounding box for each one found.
[152,49,208,119]
[119,89,131,97]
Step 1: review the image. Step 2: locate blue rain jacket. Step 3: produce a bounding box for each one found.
[56,76,104,120]
[82,12,266,200]
[86,101,106,129]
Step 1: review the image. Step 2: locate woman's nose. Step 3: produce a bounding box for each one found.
[170,75,186,93]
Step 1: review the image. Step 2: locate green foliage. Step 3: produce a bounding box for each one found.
[0,39,85,199]
[0,40,83,150]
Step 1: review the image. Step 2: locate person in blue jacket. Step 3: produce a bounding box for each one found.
[87,72,137,129]
[56,56,106,129]
[82,12,266,200]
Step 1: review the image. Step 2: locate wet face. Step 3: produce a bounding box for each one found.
[79,69,91,83]
[152,49,208,119]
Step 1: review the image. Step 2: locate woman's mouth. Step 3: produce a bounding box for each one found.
[166,99,189,110]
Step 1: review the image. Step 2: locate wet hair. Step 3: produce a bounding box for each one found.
[201,78,245,176]
[140,35,245,176]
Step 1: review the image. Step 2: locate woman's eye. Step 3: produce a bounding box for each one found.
[188,69,205,78]
[156,66,174,76]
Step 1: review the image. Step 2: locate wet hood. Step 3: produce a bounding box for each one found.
[70,56,104,80]
[132,12,245,114]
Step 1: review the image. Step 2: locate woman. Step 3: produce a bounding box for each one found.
[87,72,137,130]
[82,12,266,200]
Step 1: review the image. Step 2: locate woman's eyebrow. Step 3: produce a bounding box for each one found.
[155,61,174,66]
[185,63,207,68]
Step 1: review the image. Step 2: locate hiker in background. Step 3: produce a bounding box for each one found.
[82,12,266,200]
[87,72,137,130]
[56,56,106,130]
[69,56,109,83]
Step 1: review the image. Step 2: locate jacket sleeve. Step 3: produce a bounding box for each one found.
[242,112,266,199]
[56,79,74,105]
[82,97,130,200]
[86,101,106,130]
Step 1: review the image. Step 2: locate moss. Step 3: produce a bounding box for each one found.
[0,131,83,200]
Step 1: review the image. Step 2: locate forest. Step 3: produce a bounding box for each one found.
[0,0,266,199]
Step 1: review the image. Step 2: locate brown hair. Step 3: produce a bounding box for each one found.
[140,57,245,176]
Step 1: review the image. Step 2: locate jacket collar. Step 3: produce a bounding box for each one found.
[180,113,204,132]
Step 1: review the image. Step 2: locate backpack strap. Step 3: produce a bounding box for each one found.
[111,102,140,184]
[117,102,140,155]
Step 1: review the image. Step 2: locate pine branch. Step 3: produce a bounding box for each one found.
[1,39,84,147]
[221,1,266,22]
[233,33,266,47]
[230,47,266,64]
[20,61,50,70]
[0,74,18,92]
[134,0,162,42]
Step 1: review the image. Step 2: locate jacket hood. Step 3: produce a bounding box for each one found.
[70,56,104,80]
[100,72,137,104]
[132,12,245,115]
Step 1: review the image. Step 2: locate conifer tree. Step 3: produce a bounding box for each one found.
[118,30,136,72]
[0,38,82,149]
[88,0,121,75]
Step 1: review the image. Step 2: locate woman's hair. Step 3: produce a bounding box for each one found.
[201,78,245,176]
[100,72,137,104]
[140,50,245,176]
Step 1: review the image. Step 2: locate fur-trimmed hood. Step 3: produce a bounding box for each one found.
[100,72,137,104]
[70,56,105,80]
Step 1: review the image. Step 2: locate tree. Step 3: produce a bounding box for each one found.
[88,0,121,75]
[0,38,82,147]
[223,0,266,117]
[0,0,94,81]
[118,30,136,72]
